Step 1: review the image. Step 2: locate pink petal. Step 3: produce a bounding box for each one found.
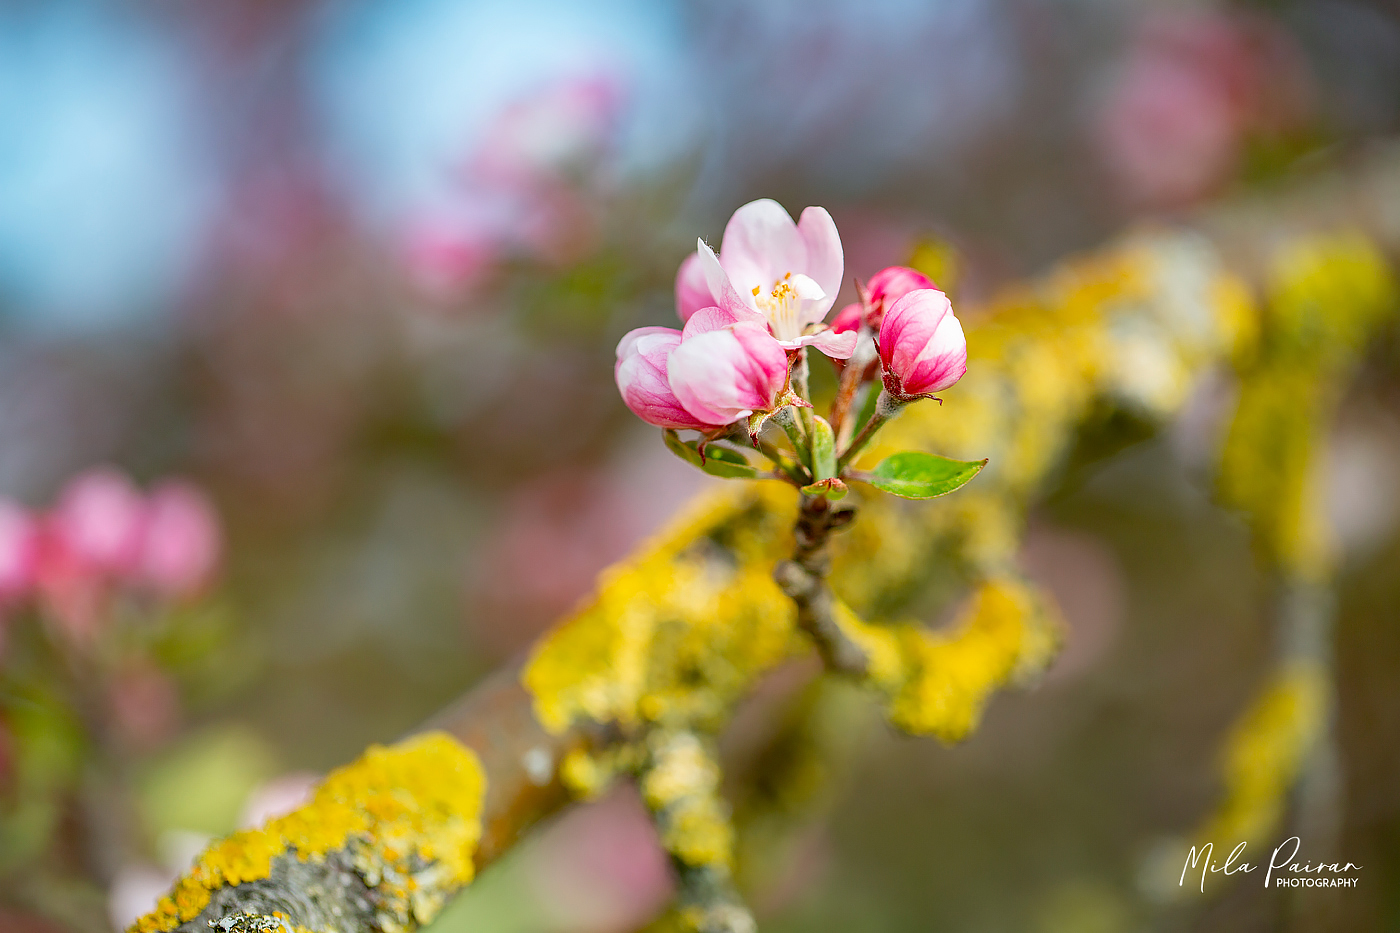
[616,326,682,364]
[668,322,788,425]
[682,305,747,339]
[830,303,863,334]
[879,289,952,377]
[615,328,717,430]
[793,328,859,360]
[902,312,968,395]
[719,199,806,298]
[697,240,756,314]
[797,206,843,313]
[674,252,714,323]
[867,266,936,312]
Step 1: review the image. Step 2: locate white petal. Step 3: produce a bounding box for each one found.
[719,199,805,297]
[698,239,755,313]
[797,206,843,315]
[795,328,859,360]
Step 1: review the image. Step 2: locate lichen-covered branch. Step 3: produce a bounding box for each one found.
[133,146,1400,933]
[773,495,865,677]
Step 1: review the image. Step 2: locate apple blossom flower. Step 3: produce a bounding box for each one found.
[50,468,146,576]
[615,327,727,431]
[694,199,857,359]
[878,288,968,400]
[668,320,792,426]
[137,481,223,599]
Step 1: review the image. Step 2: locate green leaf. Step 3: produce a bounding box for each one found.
[663,430,762,479]
[866,451,987,499]
[810,415,837,481]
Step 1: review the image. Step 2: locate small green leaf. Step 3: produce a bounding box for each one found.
[663,430,762,479]
[866,451,987,499]
[810,415,837,481]
[801,477,849,500]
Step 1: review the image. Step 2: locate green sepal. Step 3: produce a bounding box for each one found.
[810,415,837,481]
[663,430,762,479]
[865,451,987,499]
[801,477,849,500]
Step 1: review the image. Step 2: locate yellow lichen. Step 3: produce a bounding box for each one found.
[642,731,735,870]
[524,483,802,742]
[132,732,486,933]
[1219,232,1397,578]
[827,577,1062,743]
[1198,663,1328,846]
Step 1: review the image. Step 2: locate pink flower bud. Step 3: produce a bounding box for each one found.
[51,468,145,575]
[138,481,223,598]
[867,265,937,318]
[878,288,967,400]
[0,500,38,600]
[674,252,715,324]
[830,303,863,334]
[668,321,790,425]
[615,327,725,431]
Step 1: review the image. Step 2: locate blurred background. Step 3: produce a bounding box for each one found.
[1,0,1398,931]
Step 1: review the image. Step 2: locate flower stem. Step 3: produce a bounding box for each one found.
[771,406,811,476]
[837,390,904,473]
[792,348,815,447]
[829,331,873,440]
[756,437,807,485]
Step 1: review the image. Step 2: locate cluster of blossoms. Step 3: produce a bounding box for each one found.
[615,199,971,498]
[0,467,222,649]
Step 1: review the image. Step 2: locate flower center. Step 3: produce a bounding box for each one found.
[751,272,801,340]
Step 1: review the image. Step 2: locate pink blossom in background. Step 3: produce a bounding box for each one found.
[527,784,673,933]
[694,199,856,358]
[34,530,110,647]
[1095,11,1311,209]
[108,865,178,933]
[240,771,319,828]
[49,467,146,576]
[137,480,223,599]
[402,218,500,298]
[402,74,625,298]
[667,320,791,426]
[878,288,967,400]
[0,500,38,600]
[469,74,622,187]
